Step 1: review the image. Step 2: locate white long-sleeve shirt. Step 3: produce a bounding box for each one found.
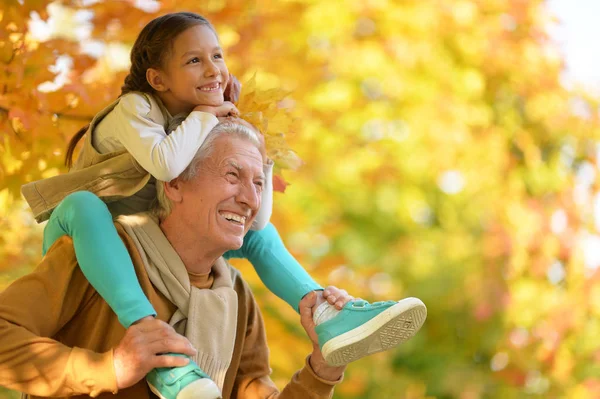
[92,92,273,230]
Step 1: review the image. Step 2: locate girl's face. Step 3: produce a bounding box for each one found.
[154,24,229,114]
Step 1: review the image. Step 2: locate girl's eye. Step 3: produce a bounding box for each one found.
[187,57,200,64]
[213,53,223,60]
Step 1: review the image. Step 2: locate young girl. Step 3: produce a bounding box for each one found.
[21,12,427,399]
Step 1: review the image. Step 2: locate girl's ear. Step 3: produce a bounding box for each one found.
[146,68,168,92]
[163,179,183,203]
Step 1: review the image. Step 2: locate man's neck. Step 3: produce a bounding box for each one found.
[159,215,222,275]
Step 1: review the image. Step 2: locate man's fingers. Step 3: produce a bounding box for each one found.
[323,286,353,308]
[300,291,317,318]
[139,326,197,357]
[136,327,178,346]
[334,295,353,309]
[152,354,190,369]
[148,336,197,358]
[113,320,193,389]
[134,318,173,334]
[299,292,320,345]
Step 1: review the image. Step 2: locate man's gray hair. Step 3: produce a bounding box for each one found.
[153,118,261,220]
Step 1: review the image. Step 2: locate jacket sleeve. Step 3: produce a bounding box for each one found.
[232,281,341,398]
[0,237,118,397]
[107,93,219,181]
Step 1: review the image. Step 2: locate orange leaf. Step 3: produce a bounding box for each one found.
[273,175,288,193]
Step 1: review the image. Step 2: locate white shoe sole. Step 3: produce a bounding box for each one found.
[148,378,222,399]
[321,297,427,366]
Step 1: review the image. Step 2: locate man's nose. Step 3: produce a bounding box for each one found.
[237,182,261,212]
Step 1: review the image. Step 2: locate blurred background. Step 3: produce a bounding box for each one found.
[1,0,600,398]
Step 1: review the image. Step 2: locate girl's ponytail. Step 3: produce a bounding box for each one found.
[64,124,88,168]
[121,60,153,96]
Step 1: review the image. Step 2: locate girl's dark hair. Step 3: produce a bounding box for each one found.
[65,12,214,168]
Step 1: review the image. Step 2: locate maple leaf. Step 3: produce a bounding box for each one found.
[272,174,288,193]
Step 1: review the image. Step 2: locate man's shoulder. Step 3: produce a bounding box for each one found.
[30,235,90,294]
[113,221,135,243]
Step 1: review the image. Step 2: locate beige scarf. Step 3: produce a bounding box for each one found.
[115,213,238,389]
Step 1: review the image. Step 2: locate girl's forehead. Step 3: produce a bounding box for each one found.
[173,24,219,53]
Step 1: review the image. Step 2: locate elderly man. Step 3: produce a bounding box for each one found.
[0,120,350,398]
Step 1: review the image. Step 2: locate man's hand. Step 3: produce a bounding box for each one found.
[323,286,354,310]
[223,73,241,104]
[194,101,239,117]
[112,318,197,390]
[299,287,353,381]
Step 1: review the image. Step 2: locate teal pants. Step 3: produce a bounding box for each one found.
[42,191,322,328]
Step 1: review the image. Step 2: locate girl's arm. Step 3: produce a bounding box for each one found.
[107,93,219,181]
[252,161,274,230]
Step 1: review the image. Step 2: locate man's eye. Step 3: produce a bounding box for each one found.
[227,171,239,178]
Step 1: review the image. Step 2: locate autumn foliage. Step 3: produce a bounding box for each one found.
[2,0,600,398]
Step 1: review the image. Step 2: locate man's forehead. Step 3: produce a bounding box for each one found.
[208,135,263,171]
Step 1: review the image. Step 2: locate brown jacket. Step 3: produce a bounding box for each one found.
[0,225,341,398]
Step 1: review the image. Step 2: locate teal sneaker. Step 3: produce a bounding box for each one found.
[315,297,427,366]
[146,354,222,399]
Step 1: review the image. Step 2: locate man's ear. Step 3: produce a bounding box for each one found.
[163,179,183,203]
[146,68,168,92]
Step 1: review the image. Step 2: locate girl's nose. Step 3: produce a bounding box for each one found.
[204,59,220,77]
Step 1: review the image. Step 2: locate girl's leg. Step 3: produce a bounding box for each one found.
[43,191,156,328]
[226,224,428,368]
[224,222,322,312]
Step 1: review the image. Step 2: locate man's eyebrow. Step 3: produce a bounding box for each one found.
[181,46,222,59]
[226,160,266,180]
[226,160,242,171]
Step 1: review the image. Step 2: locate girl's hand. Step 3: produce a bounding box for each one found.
[194,101,239,117]
[223,73,242,103]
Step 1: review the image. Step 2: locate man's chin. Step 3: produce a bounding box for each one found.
[226,237,244,252]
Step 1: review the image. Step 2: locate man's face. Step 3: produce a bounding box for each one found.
[175,135,265,251]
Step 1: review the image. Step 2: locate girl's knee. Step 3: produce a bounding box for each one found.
[60,191,110,223]
[63,191,106,211]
